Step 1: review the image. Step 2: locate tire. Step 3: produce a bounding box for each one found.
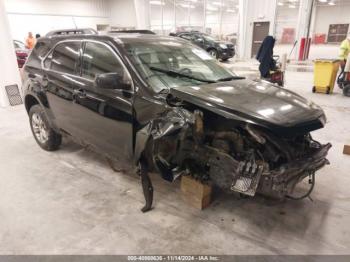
[312,86,316,93]
[337,71,344,89]
[221,58,229,62]
[208,49,218,59]
[326,86,331,94]
[29,104,62,151]
[343,85,350,97]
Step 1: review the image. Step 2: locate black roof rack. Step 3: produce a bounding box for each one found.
[108,29,156,35]
[46,28,97,37]
[169,30,203,36]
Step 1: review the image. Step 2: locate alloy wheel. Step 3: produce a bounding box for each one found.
[31,112,49,144]
[209,50,217,58]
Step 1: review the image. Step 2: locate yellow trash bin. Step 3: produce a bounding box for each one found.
[313,59,340,94]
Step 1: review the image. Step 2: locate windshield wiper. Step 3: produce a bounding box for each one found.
[217,76,246,82]
[149,66,216,84]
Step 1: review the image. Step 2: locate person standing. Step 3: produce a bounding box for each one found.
[25,32,35,49]
[337,33,350,87]
[339,33,350,63]
[256,35,276,78]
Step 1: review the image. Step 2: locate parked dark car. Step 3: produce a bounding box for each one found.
[13,40,28,68]
[172,31,235,61]
[23,32,330,211]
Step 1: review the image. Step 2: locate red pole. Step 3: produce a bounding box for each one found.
[298,37,306,61]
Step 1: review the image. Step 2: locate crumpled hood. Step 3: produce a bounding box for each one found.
[170,79,325,129]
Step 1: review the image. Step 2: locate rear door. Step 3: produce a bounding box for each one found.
[71,40,134,162]
[42,40,82,135]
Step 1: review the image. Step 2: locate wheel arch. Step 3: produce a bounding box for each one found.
[24,94,40,114]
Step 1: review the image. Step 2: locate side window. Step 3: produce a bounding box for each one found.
[27,40,51,68]
[82,42,125,80]
[50,42,81,74]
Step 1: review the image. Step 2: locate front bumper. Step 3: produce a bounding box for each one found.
[257,143,332,199]
[218,48,235,59]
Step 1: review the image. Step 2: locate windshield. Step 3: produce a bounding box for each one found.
[124,40,236,92]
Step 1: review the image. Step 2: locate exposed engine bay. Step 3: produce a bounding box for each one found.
[136,93,331,204]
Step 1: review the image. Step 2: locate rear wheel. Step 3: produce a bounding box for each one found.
[29,105,62,151]
[326,86,331,94]
[312,86,316,93]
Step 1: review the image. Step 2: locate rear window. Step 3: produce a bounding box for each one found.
[25,40,52,68]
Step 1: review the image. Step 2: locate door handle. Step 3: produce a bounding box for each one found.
[73,89,86,98]
[42,75,49,90]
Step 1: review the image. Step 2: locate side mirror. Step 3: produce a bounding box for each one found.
[95,72,131,90]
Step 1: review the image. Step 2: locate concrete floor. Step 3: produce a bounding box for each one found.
[1,64,350,255]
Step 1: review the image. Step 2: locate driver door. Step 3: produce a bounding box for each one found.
[193,34,206,49]
[71,41,134,162]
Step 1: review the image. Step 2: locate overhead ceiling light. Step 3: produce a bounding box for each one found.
[288,4,296,8]
[180,3,195,8]
[226,9,236,12]
[150,0,164,5]
[206,5,218,11]
[211,1,222,6]
[328,1,335,5]
[318,0,328,3]
[278,2,284,6]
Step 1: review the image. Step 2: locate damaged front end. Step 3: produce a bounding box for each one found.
[135,97,331,202]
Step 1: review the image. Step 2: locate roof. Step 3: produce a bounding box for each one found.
[41,31,188,47]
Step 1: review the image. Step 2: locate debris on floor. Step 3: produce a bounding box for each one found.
[343,145,350,155]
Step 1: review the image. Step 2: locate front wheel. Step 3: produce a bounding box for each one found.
[29,104,62,151]
[343,85,350,97]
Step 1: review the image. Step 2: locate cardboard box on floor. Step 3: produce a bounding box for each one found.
[343,145,350,155]
[181,175,212,210]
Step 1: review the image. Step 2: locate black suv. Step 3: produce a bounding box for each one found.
[23,32,330,211]
[172,31,235,61]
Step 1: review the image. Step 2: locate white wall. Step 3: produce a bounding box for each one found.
[274,6,299,41]
[5,0,110,41]
[134,0,150,29]
[109,0,137,28]
[0,0,21,107]
[312,4,350,35]
[238,0,277,59]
